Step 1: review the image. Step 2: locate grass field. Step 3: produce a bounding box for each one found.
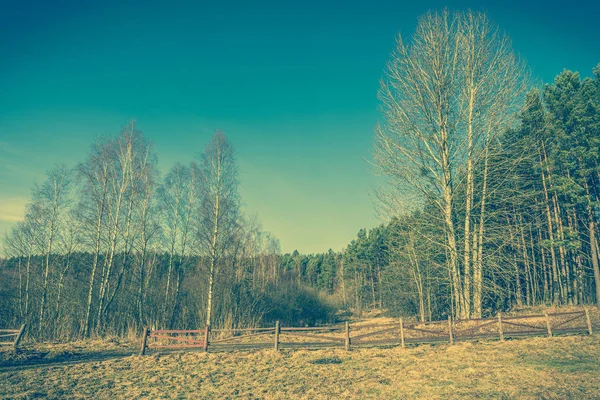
[2,333,600,399]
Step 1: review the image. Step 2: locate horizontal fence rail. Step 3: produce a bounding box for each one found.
[139,308,596,355]
[0,325,26,351]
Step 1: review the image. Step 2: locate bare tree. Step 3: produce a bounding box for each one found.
[31,164,72,333]
[158,162,199,327]
[197,130,240,327]
[133,151,161,327]
[4,220,36,321]
[54,208,81,337]
[374,10,528,318]
[102,129,158,323]
[94,124,135,329]
[77,121,156,335]
[78,135,111,336]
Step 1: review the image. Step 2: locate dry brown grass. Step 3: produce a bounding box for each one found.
[2,334,600,399]
[0,338,136,367]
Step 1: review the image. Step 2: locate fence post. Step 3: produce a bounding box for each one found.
[399,318,405,348]
[139,326,149,356]
[13,324,26,351]
[203,325,210,352]
[345,321,350,351]
[448,316,454,344]
[498,312,504,341]
[274,321,280,351]
[544,311,552,337]
[584,307,593,335]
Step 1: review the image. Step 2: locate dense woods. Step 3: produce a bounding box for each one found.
[1,10,599,340]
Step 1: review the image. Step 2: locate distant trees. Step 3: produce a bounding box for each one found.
[1,124,302,339]
[4,219,35,321]
[31,164,72,333]
[2,165,74,335]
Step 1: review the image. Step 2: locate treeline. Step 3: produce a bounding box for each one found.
[371,11,600,320]
[277,14,600,321]
[0,127,335,339]
[294,68,600,322]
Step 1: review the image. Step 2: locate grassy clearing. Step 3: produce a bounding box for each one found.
[2,334,600,399]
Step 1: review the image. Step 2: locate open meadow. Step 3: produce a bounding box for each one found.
[2,333,600,399]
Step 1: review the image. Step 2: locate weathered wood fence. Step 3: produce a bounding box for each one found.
[139,308,595,355]
[0,325,26,351]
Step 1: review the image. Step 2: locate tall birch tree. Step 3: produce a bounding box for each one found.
[374,10,528,318]
[197,130,240,327]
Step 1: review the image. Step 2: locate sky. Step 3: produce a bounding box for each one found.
[0,0,599,254]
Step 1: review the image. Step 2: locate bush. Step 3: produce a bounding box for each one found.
[259,283,337,326]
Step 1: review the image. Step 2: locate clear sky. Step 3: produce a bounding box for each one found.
[1,0,599,254]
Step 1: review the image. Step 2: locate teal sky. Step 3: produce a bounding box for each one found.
[1,0,599,254]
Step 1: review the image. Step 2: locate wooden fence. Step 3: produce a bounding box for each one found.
[140,308,595,355]
[0,325,26,351]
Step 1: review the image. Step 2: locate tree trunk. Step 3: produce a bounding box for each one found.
[25,253,31,319]
[39,183,60,333]
[462,76,476,320]
[441,140,462,318]
[84,179,107,337]
[206,187,220,328]
[473,144,490,318]
[539,148,559,304]
[589,216,600,305]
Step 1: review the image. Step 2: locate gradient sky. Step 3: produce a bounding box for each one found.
[1,0,599,254]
